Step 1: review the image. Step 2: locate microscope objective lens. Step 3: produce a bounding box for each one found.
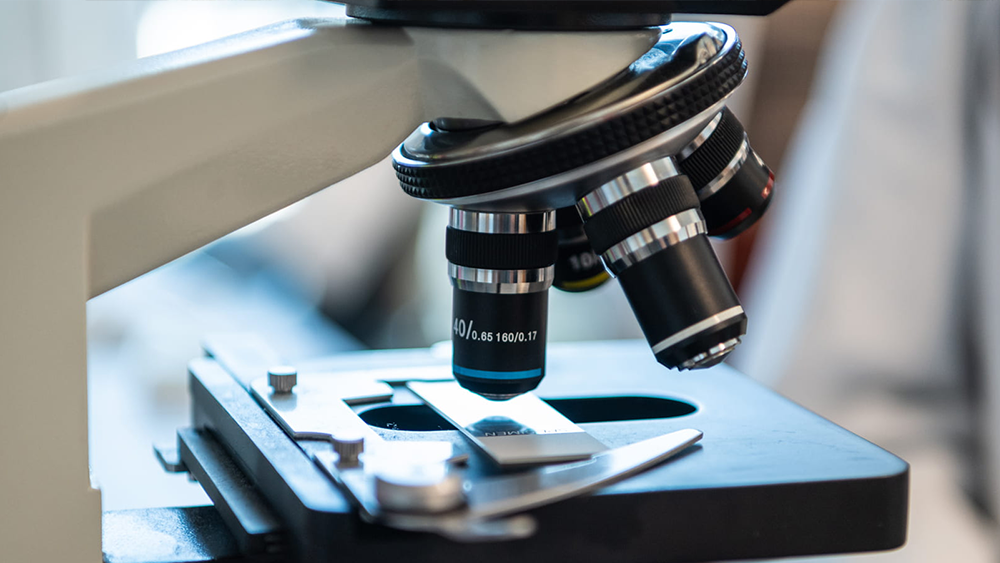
[445,209,557,399]
[553,206,611,293]
[678,108,775,239]
[576,157,746,369]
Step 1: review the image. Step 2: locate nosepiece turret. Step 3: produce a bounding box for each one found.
[393,22,773,398]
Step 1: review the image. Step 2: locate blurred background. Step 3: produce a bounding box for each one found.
[2,1,998,560]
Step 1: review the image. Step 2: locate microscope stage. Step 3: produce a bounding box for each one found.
[108,339,906,563]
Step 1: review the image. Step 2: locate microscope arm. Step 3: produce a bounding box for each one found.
[0,17,657,562]
[0,18,658,297]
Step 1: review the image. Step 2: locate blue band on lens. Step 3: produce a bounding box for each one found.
[453,365,542,380]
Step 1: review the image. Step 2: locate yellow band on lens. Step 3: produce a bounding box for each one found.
[558,272,610,292]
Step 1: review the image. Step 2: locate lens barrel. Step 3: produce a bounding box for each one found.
[678,108,774,239]
[446,209,557,399]
[577,157,746,370]
[553,206,610,292]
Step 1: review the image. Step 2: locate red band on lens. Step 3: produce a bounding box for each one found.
[708,208,752,236]
[760,172,775,199]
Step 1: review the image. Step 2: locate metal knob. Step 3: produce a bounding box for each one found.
[374,462,465,514]
[267,365,297,394]
[332,433,365,467]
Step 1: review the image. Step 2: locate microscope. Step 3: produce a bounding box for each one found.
[0,2,908,562]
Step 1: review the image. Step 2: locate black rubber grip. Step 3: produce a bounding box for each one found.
[446,228,558,270]
[582,175,699,255]
[679,107,746,191]
[395,43,746,199]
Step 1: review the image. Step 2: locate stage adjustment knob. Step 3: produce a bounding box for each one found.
[332,433,365,467]
[267,365,297,394]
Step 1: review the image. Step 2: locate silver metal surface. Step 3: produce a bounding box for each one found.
[251,375,391,442]
[310,365,454,384]
[601,209,706,274]
[448,264,555,294]
[267,365,298,394]
[374,462,466,514]
[408,381,607,466]
[697,135,750,199]
[678,110,724,159]
[255,371,468,464]
[332,434,365,467]
[650,306,745,355]
[576,156,681,218]
[679,337,742,370]
[459,428,702,519]
[449,209,556,233]
[251,378,392,448]
[318,428,702,541]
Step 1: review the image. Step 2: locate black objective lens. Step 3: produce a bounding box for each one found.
[677,108,774,239]
[446,209,557,400]
[553,206,610,292]
[577,156,746,369]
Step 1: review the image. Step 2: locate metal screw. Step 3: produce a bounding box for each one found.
[267,365,297,394]
[332,433,365,467]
